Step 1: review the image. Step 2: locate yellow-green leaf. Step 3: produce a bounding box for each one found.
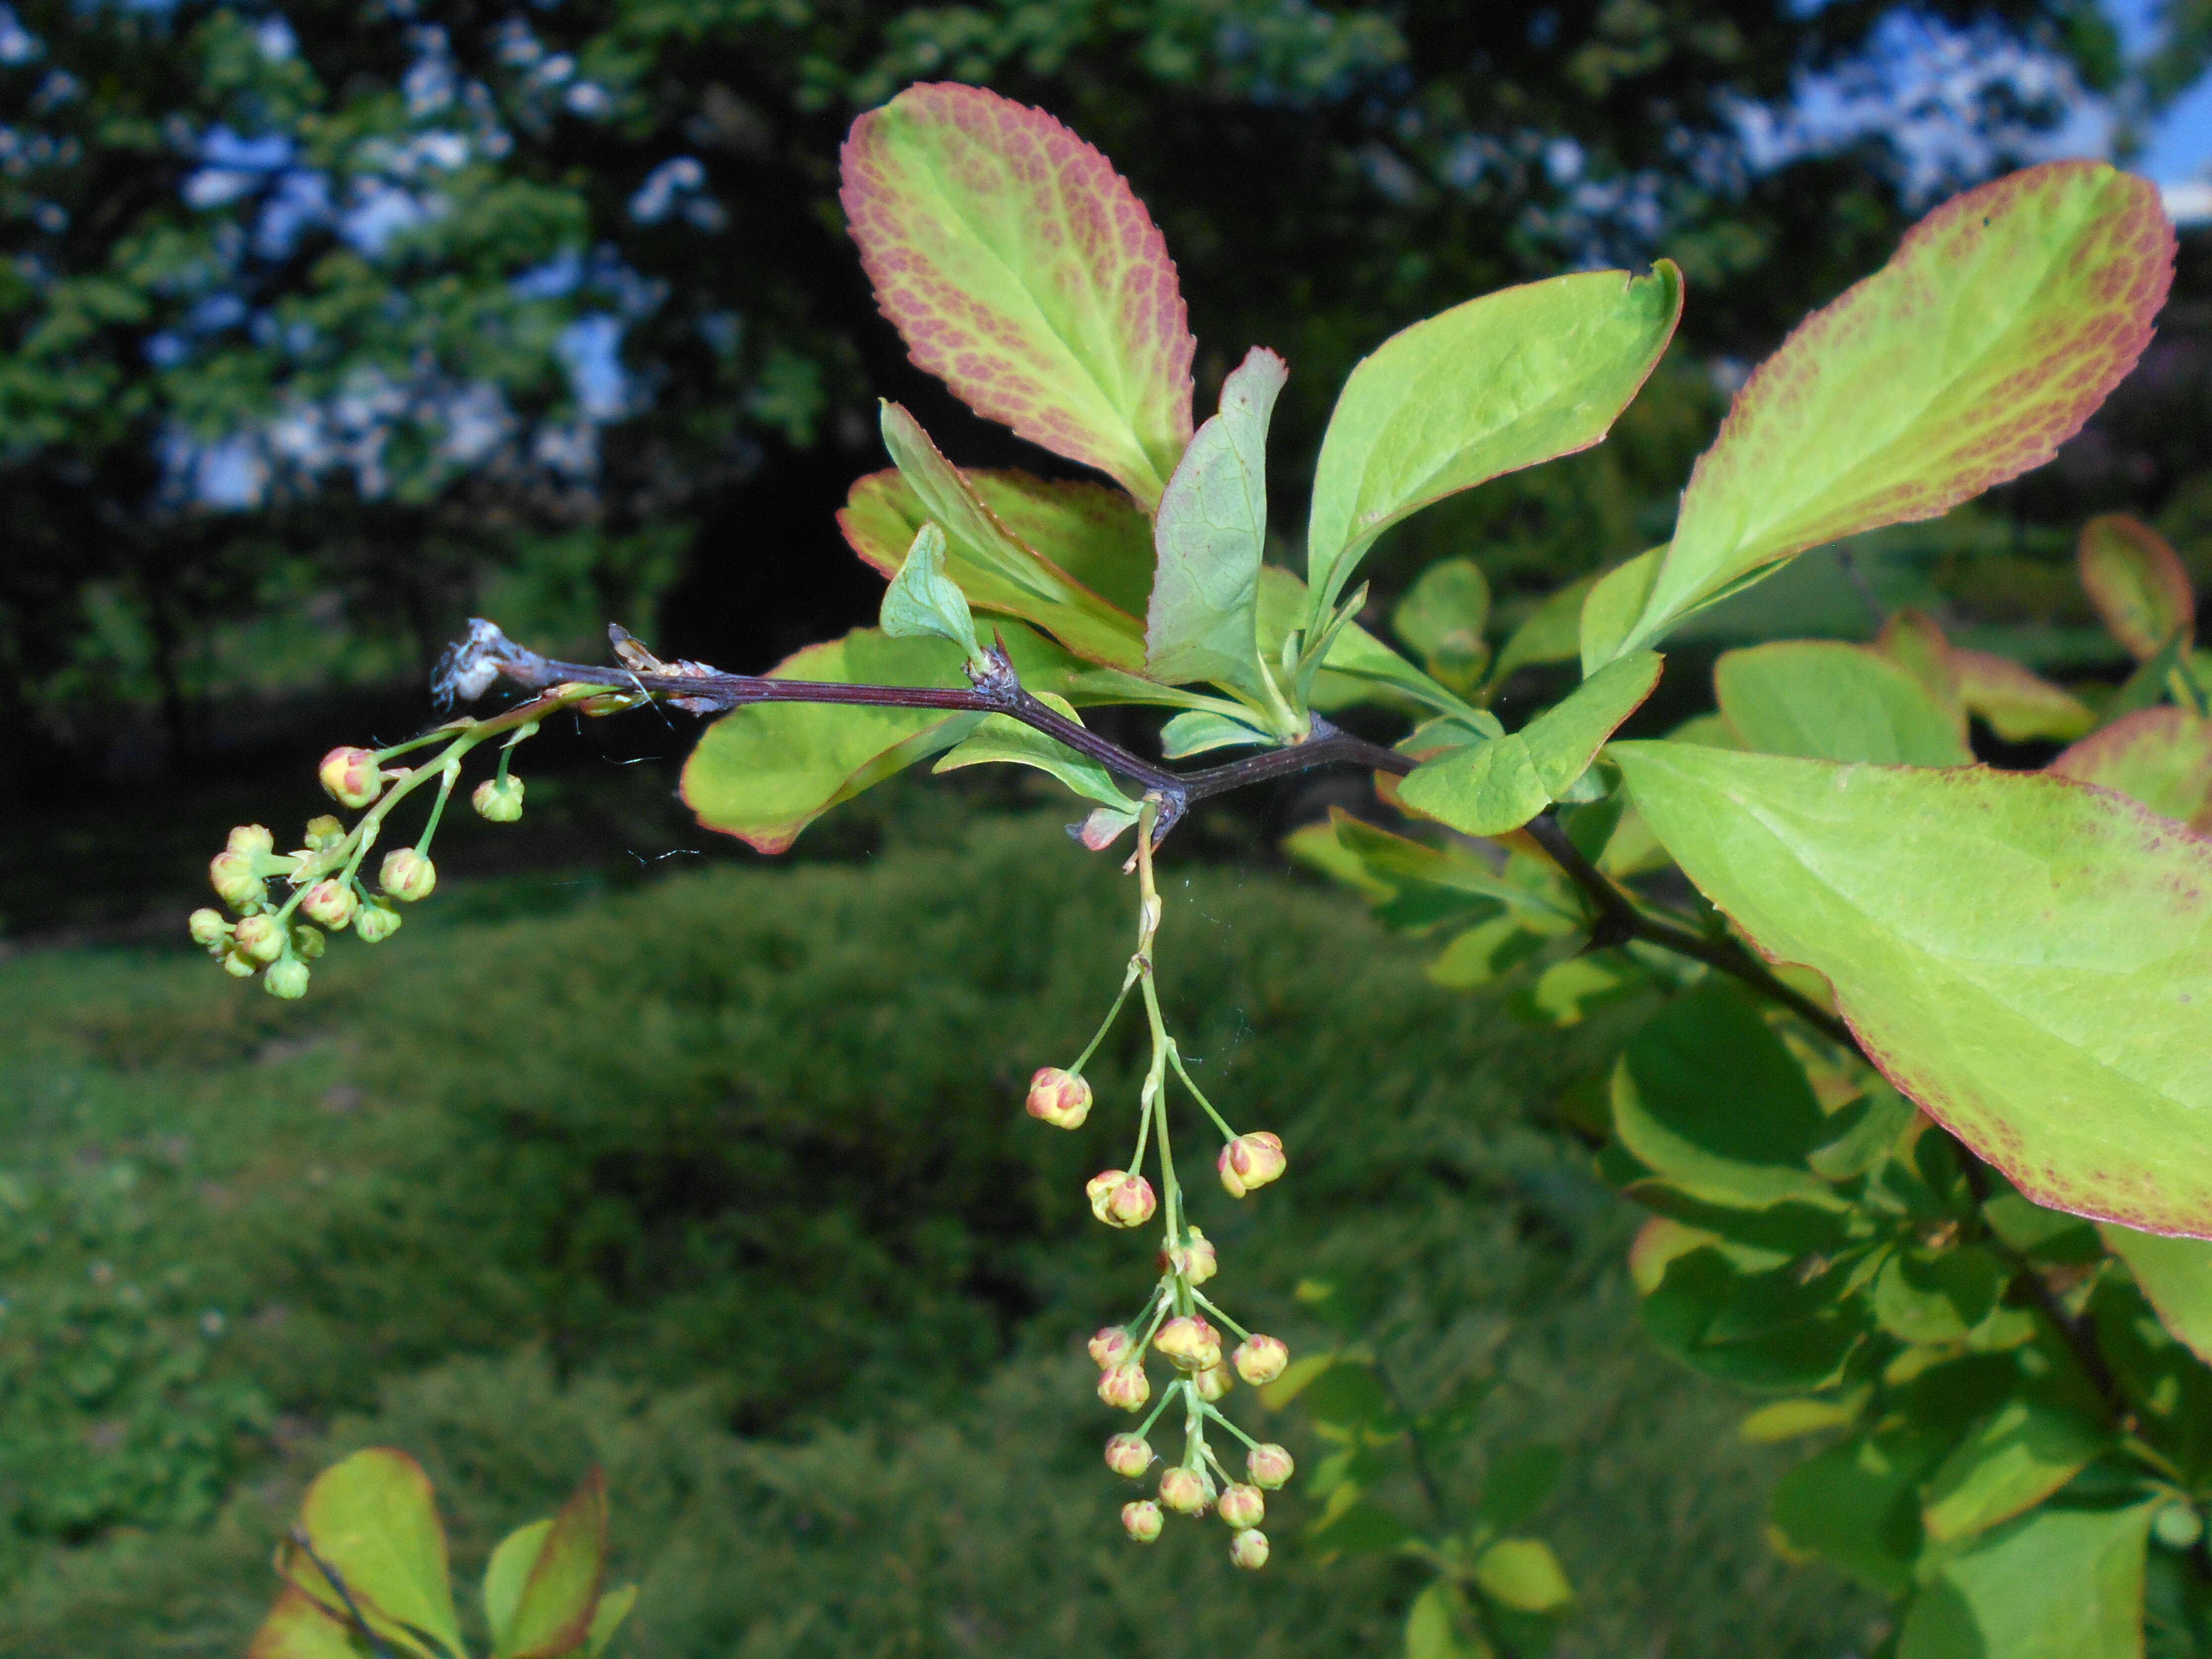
[1920,1400,2107,1543]
[1613,740,2212,1236]
[2099,1223,2212,1365]
[1471,1538,1573,1613]
[1898,1502,2158,1659]
[1714,641,1972,766]
[2080,513,2196,662]
[1392,557,1492,694]
[280,1450,464,1659]
[1950,649,2095,743]
[248,1587,374,1659]
[933,693,1133,808]
[2048,707,2212,825]
[492,1470,607,1659]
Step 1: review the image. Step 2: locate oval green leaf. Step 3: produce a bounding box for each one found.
[2080,513,2195,663]
[1898,1501,2158,1659]
[497,1469,607,1659]
[282,1449,464,1659]
[1715,641,1972,767]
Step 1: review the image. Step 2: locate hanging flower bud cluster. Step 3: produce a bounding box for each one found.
[1025,798,1293,1570]
[185,678,627,996]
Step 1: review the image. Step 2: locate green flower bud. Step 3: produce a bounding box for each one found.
[1097,1360,1150,1412]
[265,959,310,1000]
[1121,1500,1164,1544]
[290,925,327,962]
[1217,1484,1265,1531]
[2157,1503,2204,1549]
[220,946,260,979]
[1104,1434,1152,1478]
[1025,1066,1091,1128]
[354,897,404,943]
[187,908,231,948]
[472,775,525,823]
[1159,1466,1213,1516]
[1233,1334,1288,1386]
[1088,1327,1132,1368]
[319,747,383,809]
[300,880,357,930]
[234,913,285,963]
[1247,1443,1295,1490]
[1228,1528,1270,1570]
[1193,1362,1233,1402]
[226,824,276,856]
[379,848,437,903]
[1217,1131,1287,1198]
[1086,1169,1156,1229]
[209,850,265,913]
[1153,1315,1221,1373]
[303,815,346,851]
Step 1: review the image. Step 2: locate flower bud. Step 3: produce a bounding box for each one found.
[1154,1316,1221,1373]
[187,908,230,949]
[265,959,310,1000]
[472,775,525,823]
[1086,1170,1156,1229]
[1217,1131,1287,1198]
[379,848,437,903]
[300,880,356,930]
[319,747,383,809]
[1088,1327,1132,1369]
[1159,1466,1213,1516]
[1104,1434,1153,1478]
[1179,1226,1219,1285]
[302,815,346,851]
[209,850,265,913]
[1193,1362,1233,1402]
[354,896,403,943]
[1247,1443,1295,1490]
[1217,1484,1266,1531]
[290,925,326,962]
[234,913,285,964]
[1233,1334,1288,1386]
[1025,1066,1091,1129]
[1097,1360,1150,1412]
[226,824,275,856]
[1121,1500,1163,1544]
[220,946,259,979]
[1228,1528,1270,1570]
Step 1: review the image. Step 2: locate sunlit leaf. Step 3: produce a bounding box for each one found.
[1897,1502,2158,1659]
[279,1449,464,1659]
[1472,1539,1572,1613]
[1147,345,1286,695]
[1613,740,2212,1236]
[1306,264,1681,622]
[1593,164,2172,664]
[1714,641,1971,766]
[1158,709,1274,758]
[2099,1223,2212,1365]
[1738,1396,1863,1443]
[2048,707,2212,825]
[248,1587,373,1659]
[840,83,1193,507]
[1256,565,1484,720]
[1920,1399,2106,1544]
[878,522,981,663]
[2080,513,2196,663]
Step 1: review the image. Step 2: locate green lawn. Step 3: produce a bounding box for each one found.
[0,813,1878,1656]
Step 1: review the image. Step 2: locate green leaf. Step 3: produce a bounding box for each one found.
[1405,1582,1492,1659]
[1642,1247,1866,1391]
[1306,1488,1415,1557]
[280,1449,464,1659]
[584,1586,636,1659]
[248,1587,374,1659]
[490,1470,607,1659]
[1950,649,2095,744]
[1921,1399,2107,1544]
[1738,1396,1864,1443]
[1398,651,1660,836]
[1593,164,2172,664]
[877,402,1148,670]
[1771,1429,1949,1595]
[878,522,982,664]
[1517,953,1644,1027]
[1715,641,1972,767]
[1898,1502,2159,1659]
[1477,1444,1564,1533]
[1320,810,1578,923]
[2049,708,2212,825]
[1159,709,1274,759]
[483,1521,552,1656]
[1256,565,1485,721]
[1608,980,1832,1208]
[1146,345,1286,696]
[840,84,1193,507]
[1393,557,1492,694]
[1491,572,1600,689]
[933,692,1133,808]
[1257,1351,1340,1411]
[1291,1358,1396,1431]
[1305,263,1681,622]
[2080,513,2196,663]
[1471,1539,1573,1613]
[1612,740,2212,1237]
[2099,1223,2212,1366]
[1808,1083,1920,1181]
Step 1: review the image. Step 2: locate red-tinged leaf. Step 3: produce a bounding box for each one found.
[280,1450,463,1659]
[840,83,1193,508]
[499,1470,606,1659]
[1950,649,2095,743]
[2079,513,2196,662]
[248,1588,372,1659]
[2048,707,2212,825]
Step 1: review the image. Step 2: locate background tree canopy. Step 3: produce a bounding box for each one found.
[5,0,2209,854]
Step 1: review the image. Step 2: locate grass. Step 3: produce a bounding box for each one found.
[0,807,1881,1657]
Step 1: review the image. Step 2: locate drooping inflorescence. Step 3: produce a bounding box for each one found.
[1023,799,1294,1569]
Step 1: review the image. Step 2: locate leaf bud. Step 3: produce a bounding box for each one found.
[1086,1170,1156,1229]
[300,880,357,930]
[1247,1443,1295,1490]
[302,815,346,851]
[226,824,276,856]
[1025,1066,1092,1129]
[220,946,260,979]
[1228,1528,1270,1570]
[1088,1327,1132,1368]
[1233,1334,1288,1386]
[209,850,265,913]
[1217,1131,1287,1198]
[379,848,437,903]
[354,897,404,943]
[1121,1500,1164,1544]
[1104,1434,1153,1478]
[234,913,286,963]
[319,747,383,809]
[1097,1360,1150,1412]
[1193,1362,1233,1402]
[187,908,231,949]
[290,925,327,962]
[265,959,310,1000]
[472,775,525,823]
[1159,1465,1213,1516]
[1153,1315,1221,1373]
[1217,1484,1266,1531]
